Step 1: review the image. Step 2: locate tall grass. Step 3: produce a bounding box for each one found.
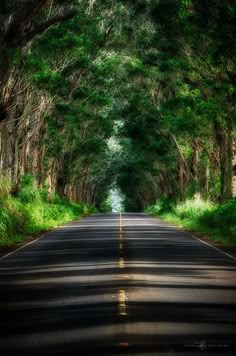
[147,196,236,245]
[0,176,95,247]
[0,177,11,198]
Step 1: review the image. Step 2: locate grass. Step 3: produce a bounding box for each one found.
[147,196,236,246]
[0,176,95,247]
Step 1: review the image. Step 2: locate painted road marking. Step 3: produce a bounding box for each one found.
[118,258,125,269]
[119,212,122,232]
[188,232,236,261]
[118,289,127,316]
[117,213,128,317]
[0,234,48,261]
[158,218,236,262]
[118,213,124,268]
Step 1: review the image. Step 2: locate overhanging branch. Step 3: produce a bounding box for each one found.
[25,9,77,42]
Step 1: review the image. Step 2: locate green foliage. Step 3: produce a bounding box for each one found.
[17,175,41,203]
[174,196,215,220]
[148,197,236,245]
[0,177,11,198]
[146,196,176,215]
[99,197,113,213]
[1,0,235,226]
[0,199,26,243]
[0,179,95,246]
[199,199,236,240]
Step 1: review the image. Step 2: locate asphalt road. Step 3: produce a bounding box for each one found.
[0,213,236,356]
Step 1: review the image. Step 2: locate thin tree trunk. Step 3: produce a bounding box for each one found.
[232,139,236,197]
[214,123,233,201]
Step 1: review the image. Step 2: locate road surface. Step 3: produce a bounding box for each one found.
[0,213,236,355]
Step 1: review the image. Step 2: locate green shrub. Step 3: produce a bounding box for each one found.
[147,196,236,245]
[174,196,216,220]
[0,179,95,246]
[147,196,176,215]
[0,177,11,198]
[199,198,236,241]
[17,175,41,203]
[0,197,26,243]
[99,197,113,213]
[52,192,63,204]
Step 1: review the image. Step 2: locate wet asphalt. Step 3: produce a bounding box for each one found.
[0,213,236,356]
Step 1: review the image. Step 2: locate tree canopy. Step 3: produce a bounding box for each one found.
[0,0,235,211]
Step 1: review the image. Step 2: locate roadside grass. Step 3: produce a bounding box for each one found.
[147,196,236,246]
[0,176,95,247]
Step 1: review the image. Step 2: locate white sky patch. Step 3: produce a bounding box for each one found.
[107,136,122,153]
[109,188,124,212]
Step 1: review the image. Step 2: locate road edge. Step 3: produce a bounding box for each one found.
[0,214,92,261]
[151,215,236,261]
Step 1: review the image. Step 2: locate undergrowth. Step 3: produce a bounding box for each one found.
[147,196,236,246]
[0,176,95,247]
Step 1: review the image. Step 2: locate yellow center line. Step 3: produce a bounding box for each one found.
[118,289,127,316]
[117,212,128,316]
[118,212,124,268]
[119,212,122,233]
[118,257,125,268]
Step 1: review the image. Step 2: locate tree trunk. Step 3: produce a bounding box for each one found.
[214,123,233,202]
[232,139,236,197]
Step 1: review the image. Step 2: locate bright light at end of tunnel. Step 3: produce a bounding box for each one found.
[109,188,124,212]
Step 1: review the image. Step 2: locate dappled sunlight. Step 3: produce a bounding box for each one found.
[1,321,234,348]
[0,0,235,353]
[0,213,236,354]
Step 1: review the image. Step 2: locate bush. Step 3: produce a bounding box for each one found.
[99,197,113,213]
[147,196,176,215]
[147,196,236,245]
[174,196,215,220]
[17,175,41,203]
[0,197,26,243]
[0,178,11,198]
[199,198,236,241]
[0,177,95,246]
